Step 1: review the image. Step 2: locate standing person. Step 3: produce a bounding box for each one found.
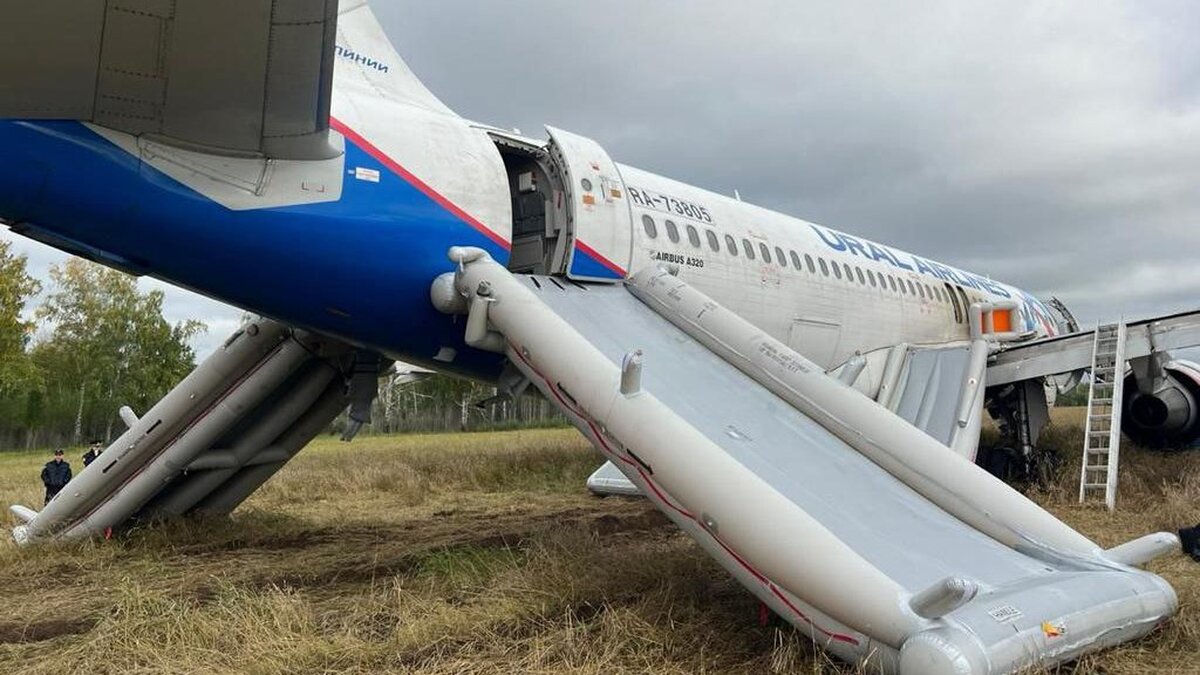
[82,441,102,467]
[41,450,72,505]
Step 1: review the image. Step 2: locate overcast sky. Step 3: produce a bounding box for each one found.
[5,0,1198,358]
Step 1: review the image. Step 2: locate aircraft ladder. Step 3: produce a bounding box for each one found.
[1079,320,1128,510]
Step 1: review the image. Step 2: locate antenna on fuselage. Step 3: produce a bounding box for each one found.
[734,189,743,202]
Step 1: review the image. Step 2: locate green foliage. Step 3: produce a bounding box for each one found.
[0,242,43,441]
[0,240,40,396]
[1055,382,1091,407]
[371,372,566,434]
[0,250,558,447]
[0,258,205,448]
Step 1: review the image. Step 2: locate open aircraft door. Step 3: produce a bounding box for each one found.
[546,126,632,282]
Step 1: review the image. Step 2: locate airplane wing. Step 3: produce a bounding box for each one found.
[989,311,1200,386]
[0,0,340,160]
[442,248,1176,674]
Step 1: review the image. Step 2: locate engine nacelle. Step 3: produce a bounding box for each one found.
[1123,360,1200,450]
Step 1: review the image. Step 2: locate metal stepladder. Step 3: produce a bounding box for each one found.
[1079,320,1128,510]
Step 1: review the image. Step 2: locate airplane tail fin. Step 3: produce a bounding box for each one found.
[335,0,460,117]
[0,0,340,160]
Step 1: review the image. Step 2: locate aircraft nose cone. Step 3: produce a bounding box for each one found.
[0,121,51,222]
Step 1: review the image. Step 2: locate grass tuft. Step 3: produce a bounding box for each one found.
[0,418,1197,673]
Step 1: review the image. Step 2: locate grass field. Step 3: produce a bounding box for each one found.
[0,412,1198,674]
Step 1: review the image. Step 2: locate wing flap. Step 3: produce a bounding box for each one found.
[0,2,107,119]
[0,0,339,159]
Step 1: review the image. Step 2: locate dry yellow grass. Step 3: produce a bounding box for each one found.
[0,414,1197,674]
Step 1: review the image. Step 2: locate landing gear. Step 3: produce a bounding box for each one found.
[984,380,1055,484]
[978,445,1017,482]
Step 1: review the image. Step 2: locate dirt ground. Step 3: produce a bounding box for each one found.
[0,413,1198,674]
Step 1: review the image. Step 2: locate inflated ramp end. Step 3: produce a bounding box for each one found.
[441,248,1178,675]
[9,505,36,525]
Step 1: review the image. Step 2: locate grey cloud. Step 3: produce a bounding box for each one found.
[6,1,1199,354]
[378,0,1200,325]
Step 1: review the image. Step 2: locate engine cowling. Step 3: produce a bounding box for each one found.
[1123,360,1200,450]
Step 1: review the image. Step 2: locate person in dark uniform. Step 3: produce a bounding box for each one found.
[82,440,102,467]
[41,449,72,505]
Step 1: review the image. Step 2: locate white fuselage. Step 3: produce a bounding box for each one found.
[614,163,1060,370]
[327,3,1063,382]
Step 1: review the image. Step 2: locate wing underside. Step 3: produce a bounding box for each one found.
[0,0,339,160]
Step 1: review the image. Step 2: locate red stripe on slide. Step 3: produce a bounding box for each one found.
[506,340,860,647]
[330,117,510,251]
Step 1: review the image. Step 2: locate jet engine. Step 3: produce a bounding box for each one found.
[1123,359,1200,449]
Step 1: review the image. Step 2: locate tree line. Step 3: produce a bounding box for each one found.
[0,242,204,449]
[0,244,564,451]
[364,372,564,435]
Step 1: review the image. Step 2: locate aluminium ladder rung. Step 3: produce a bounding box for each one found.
[1080,319,1127,510]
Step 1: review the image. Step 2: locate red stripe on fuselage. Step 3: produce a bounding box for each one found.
[575,240,627,278]
[330,117,511,251]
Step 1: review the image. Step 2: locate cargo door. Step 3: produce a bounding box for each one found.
[546,126,632,282]
[788,317,842,368]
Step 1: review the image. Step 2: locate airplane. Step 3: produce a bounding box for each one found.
[1,2,1197,673]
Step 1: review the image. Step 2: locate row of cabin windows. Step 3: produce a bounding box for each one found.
[642,214,970,307]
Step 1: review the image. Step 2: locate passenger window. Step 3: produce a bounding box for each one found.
[868,270,877,288]
[855,267,865,285]
[686,225,700,247]
[918,284,926,299]
[843,263,853,282]
[725,234,738,256]
[743,239,755,259]
[776,247,787,267]
[759,243,771,263]
[642,215,658,239]
[832,263,842,280]
[806,254,816,274]
[907,280,916,296]
[889,276,898,292]
[790,251,803,269]
[666,220,680,243]
[706,230,720,252]
[819,258,829,276]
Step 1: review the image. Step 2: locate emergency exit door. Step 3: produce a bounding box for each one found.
[546,126,633,282]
